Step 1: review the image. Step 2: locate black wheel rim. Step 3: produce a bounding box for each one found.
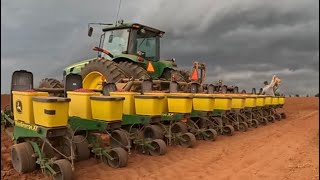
[203,130,214,141]
[52,163,63,180]
[252,120,259,128]
[223,126,231,135]
[180,134,191,147]
[263,118,268,125]
[107,150,120,168]
[268,116,275,122]
[239,123,247,132]
[149,141,161,156]
[51,160,73,180]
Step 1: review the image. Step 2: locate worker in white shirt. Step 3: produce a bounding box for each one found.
[262,75,281,96]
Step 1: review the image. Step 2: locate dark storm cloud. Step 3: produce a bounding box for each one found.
[1,0,319,96]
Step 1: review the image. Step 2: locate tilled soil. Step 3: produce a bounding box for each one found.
[1,97,319,180]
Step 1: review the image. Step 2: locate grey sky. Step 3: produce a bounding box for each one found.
[1,0,319,95]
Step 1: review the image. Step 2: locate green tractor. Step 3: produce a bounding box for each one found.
[39,21,189,91]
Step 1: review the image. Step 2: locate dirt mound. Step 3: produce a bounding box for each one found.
[1,97,319,180]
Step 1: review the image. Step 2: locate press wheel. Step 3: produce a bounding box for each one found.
[179,133,196,148]
[148,139,167,156]
[203,129,218,141]
[11,142,36,173]
[105,147,128,168]
[51,159,73,180]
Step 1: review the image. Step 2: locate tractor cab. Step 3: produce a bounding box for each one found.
[89,21,165,62]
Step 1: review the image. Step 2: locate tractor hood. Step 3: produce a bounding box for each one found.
[112,54,145,64]
[112,54,177,67]
[160,59,178,68]
[63,54,145,76]
[63,58,96,75]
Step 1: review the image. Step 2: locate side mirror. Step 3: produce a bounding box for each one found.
[108,34,113,43]
[137,51,146,58]
[88,27,93,37]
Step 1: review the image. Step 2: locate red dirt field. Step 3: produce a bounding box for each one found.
[1,97,319,180]
[1,94,10,111]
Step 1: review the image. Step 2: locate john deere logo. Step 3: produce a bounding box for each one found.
[16,100,22,113]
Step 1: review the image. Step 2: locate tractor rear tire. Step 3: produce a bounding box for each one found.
[161,69,190,91]
[80,59,128,84]
[39,78,63,88]
[117,61,150,80]
[161,69,188,82]
[38,78,64,96]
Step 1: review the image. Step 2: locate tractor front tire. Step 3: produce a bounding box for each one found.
[161,69,189,91]
[161,69,188,82]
